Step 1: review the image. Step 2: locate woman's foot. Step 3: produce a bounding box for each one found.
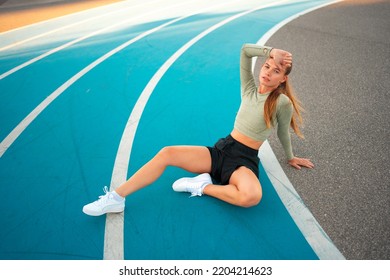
[83,186,125,216]
[172,173,212,197]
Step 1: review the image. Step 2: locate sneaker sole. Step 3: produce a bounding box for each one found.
[82,205,125,216]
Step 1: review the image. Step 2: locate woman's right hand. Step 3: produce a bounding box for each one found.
[288,157,314,170]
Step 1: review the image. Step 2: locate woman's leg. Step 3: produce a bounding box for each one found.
[115,146,212,197]
[84,145,261,216]
[202,166,262,207]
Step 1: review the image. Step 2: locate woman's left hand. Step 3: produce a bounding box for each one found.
[270,48,292,69]
[288,157,314,170]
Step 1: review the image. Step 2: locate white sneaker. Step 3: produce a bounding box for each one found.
[83,186,125,216]
[172,173,212,197]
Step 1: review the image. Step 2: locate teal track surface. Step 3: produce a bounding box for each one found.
[0,0,339,260]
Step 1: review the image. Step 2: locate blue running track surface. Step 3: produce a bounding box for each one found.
[0,0,343,260]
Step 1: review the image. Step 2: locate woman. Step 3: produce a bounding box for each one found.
[83,43,314,216]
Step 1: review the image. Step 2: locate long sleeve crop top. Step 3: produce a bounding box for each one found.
[233,44,294,160]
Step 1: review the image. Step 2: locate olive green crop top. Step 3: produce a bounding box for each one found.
[233,44,294,160]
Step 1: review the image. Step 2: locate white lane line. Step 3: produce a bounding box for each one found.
[257,0,345,260]
[104,0,288,260]
[0,0,129,37]
[0,0,212,158]
[0,0,164,52]
[0,0,189,80]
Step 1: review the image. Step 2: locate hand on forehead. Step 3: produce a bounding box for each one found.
[270,49,292,72]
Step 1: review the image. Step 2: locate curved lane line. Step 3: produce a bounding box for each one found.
[257,0,345,259]
[0,0,236,158]
[0,0,129,37]
[104,0,288,260]
[0,0,195,80]
[0,0,164,52]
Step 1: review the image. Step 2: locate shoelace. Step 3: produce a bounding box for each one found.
[95,186,113,205]
[188,184,205,198]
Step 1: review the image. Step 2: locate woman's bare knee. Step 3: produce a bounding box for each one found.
[155,146,175,165]
[230,167,262,207]
[237,188,262,208]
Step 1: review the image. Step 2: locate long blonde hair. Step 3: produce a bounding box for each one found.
[263,65,304,138]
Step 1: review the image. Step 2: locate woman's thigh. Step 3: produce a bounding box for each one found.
[162,145,212,174]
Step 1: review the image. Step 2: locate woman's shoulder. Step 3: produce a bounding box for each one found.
[277,93,292,106]
[275,93,293,118]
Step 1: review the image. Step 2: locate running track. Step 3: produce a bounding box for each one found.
[0,0,345,260]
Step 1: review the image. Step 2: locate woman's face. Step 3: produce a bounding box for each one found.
[259,58,287,91]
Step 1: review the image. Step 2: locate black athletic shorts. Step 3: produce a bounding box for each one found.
[206,134,260,185]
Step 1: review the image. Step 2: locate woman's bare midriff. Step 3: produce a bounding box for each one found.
[230,129,263,150]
